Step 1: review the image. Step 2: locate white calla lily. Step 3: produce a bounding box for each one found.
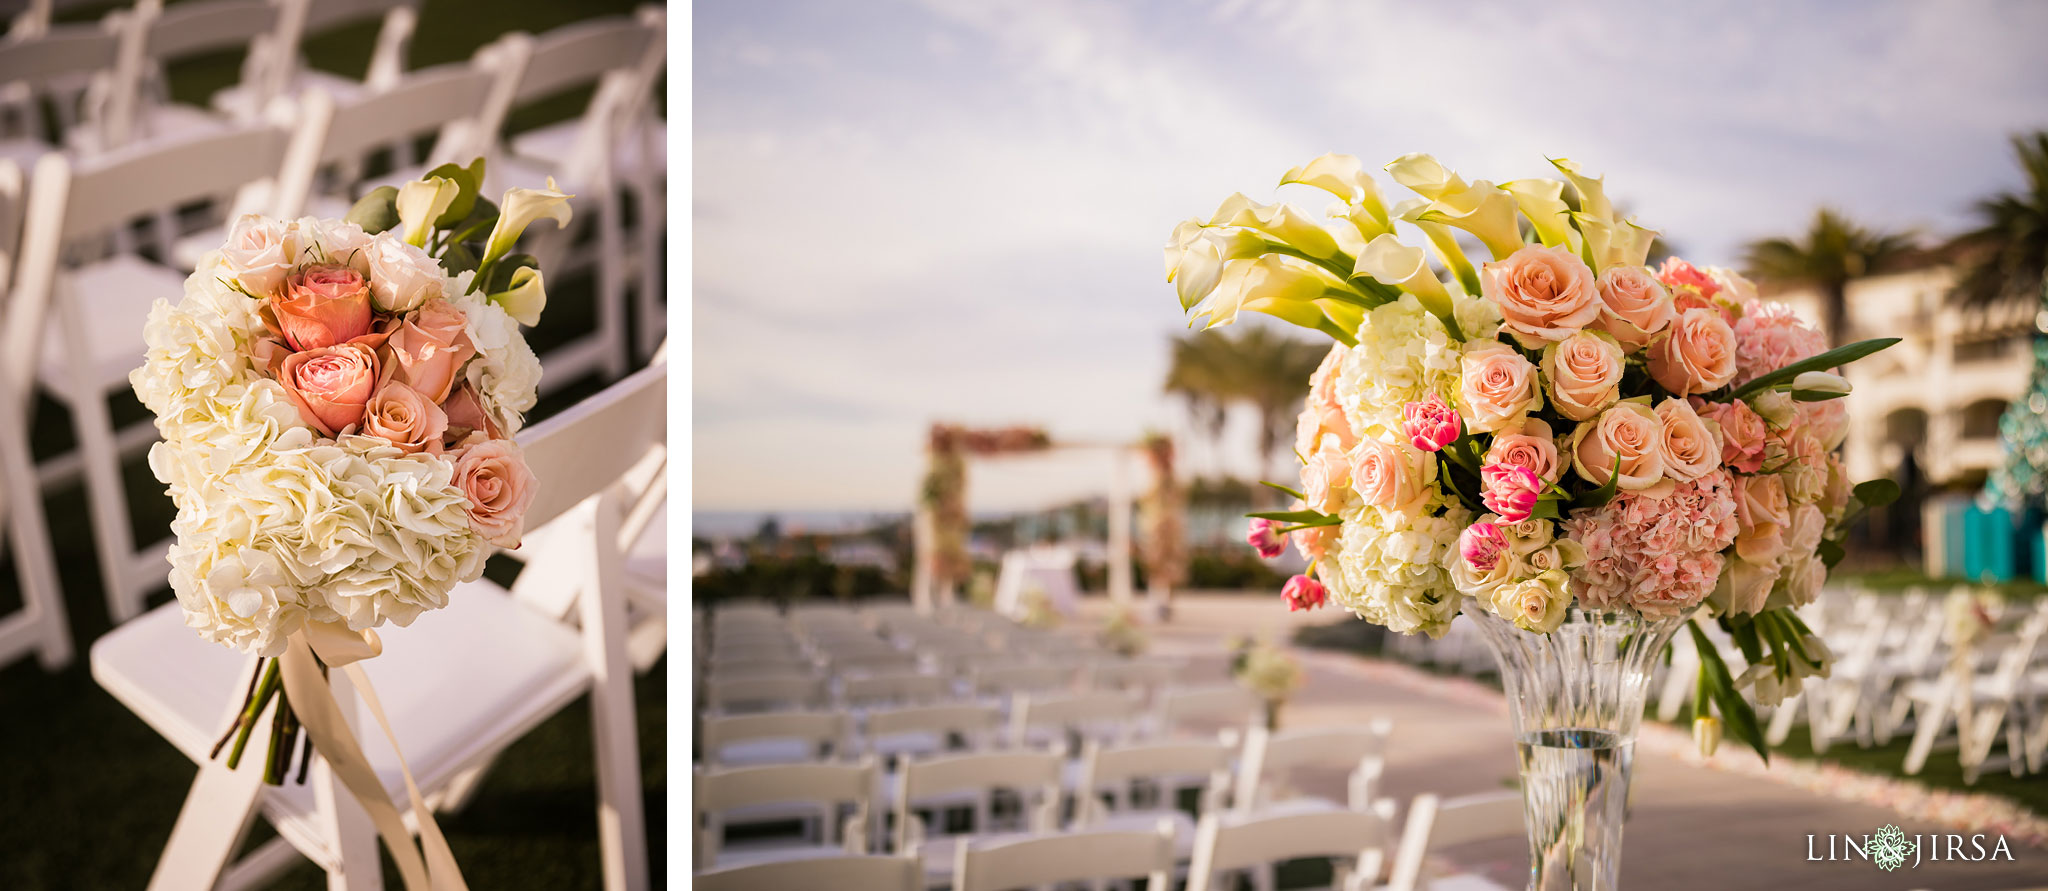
[1502,178,1576,248]
[1190,254,1340,330]
[1570,213,1658,273]
[1395,198,1480,296]
[1163,218,1205,280]
[1419,180,1523,260]
[487,266,547,326]
[1173,228,1269,310]
[396,176,459,248]
[484,178,574,266]
[1282,153,1388,225]
[1212,197,1341,260]
[1549,157,1612,221]
[1791,371,1851,396]
[1356,234,1457,335]
[1385,153,1467,200]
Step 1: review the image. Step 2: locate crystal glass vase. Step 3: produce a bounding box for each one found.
[1459,600,1684,891]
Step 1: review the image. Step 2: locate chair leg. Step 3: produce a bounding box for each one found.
[2,412,71,669]
[69,385,143,622]
[148,661,272,891]
[1903,686,1951,776]
[581,499,649,891]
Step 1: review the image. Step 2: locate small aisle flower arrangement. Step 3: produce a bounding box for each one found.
[132,158,568,887]
[1167,152,1900,890]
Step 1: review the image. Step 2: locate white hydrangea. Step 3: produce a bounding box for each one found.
[454,291,542,435]
[1335,294,1463,439]
[131,257,268,424]
[1331,498,1471,638]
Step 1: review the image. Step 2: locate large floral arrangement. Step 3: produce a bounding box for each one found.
[1182,153,1899,759]
[133,160,567,794]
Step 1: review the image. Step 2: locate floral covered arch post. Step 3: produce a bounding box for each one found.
[1175,152,1899,890]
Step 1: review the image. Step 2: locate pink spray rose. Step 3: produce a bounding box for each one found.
[361,379,448,455]
[1485,418,1561,484]
[1654,398,1722,483]
[1282,574,1327,612]
[1479,463,1541,522]
[452,439,537,548]
[1656,257,1721,301]
[1570,402,1668,491]
[1541,330,1626,421]
[380,298,476,403]
[1593,266,1675,351]
[273,264,374,351]
[1459,521,1511,573]
[1648,307,1738,397]
[1733,473,1791,566]
[1481,244,1600,347]
[1401,393,1461,452]
[278,342,380,436]
[1246,517,1287,559]
[1351,437,1429,512]
[1458,341,1541,433]
[1733,300,1828,384]
[1693,398,1767,473]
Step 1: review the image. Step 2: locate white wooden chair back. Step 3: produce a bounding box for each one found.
[701,710,846,767]
[97,0,287,148]
[709,655,814,678]
[1010,689,1138,750]
[1186,809,1391,891]
[0,19,122,147]
[1159,684,1261,739]
[696,854,919,891]
[973,664,1072,698]
[842,671,951,708]
[0,155,69,673]
[954,822,1176,891]
[1075,738,1232,825]
[863,703,1002,757]
[309,47,521,198]
[1385,792,1525,891]
[1234,722,1392,814]
[704,672,826,714]
[0,21,120,91]
[292,0,414,88]
[696,760,877,864]
[509,15,657,106]
[894,749,1063,853]
[1986,605,2048,696]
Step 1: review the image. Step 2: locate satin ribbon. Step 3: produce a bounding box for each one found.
[278,621,470,890]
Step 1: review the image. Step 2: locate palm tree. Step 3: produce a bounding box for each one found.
[1950,131,2048,307]
[1163,327,1326,482]
[1742,208,1916,346]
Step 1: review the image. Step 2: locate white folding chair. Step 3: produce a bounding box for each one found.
[954,821,1177,891]
[1158,684,1263,744]
[842,671,953,710]
[0,19,124,169]
[696,760,876,870]
[701,710,847,768]
[92,0,292,153]
[210,0,418,123]
[1010,689,1140,752]
[0,157,69,671]
[972,664,1074,701]
[705,672,829,715]
[1234,723,1395,817]
[1074,738,1233,859]
[91,364,666,890]
[1186,808,1392,891]
[894,749,1063,884]
[1384,792,1524,891]
[10,106,323,623]
[1904,604,2048,782]
[695,853,919,891]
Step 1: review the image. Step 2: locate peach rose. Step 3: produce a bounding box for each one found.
[1592,266,1674,351]
[1655,257,1721,301]
[1569,401,1667,490]
[440,383,501,443]
[1542,330,1625,421]
[380,299,475,403]
[278,342,380,436]
[362,380,448,455]
[1459,341,1541,433]
[1648,307,1738,397]
[1485,417,1561,484]
[452,439,537,548]
[1301,438,1350,514]
[1693,399,1766,473]
[1724,556,1778,616]
[1350,436,1428,511]
[1655,398,1721,482]
[1481,244,1600,347]
[221,215,294,297]
[1733,474,1790,565]
[273,264,374,351]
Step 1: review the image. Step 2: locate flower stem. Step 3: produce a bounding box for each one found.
[225,659,281,770]
[210,657,268,760]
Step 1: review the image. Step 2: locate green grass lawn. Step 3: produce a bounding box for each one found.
[3,1,668,887]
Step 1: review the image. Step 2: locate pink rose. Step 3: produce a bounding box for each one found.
[361,379,448,455]
[1655,398,1721,482]
[1295,346,1358,459]
[1541,330,1626,421]
[1481,244,1600,347]
[221,215,293,297]
[1593,266,1674,351]
[1301,439,1350,514]
[1733,301,1828,384]
[1292,522,1336,565]
[1725,557,1778,616]
[1648,307,1738,397]
[1733,474,1790,565]
[278,342,380,436]
[273,264,373,351]
[1710,267,1759,304]
[363,234,447,313]
[380,298,476,403]
[1479,464,1541,522]
[1401,393,1461,452]
[1485,418,1561,484]
[1693,399,1767,473]
[1794,393,1851,450]
[1282,574,1327,612]
[1246,517,1286,559]
[1458,341,1540,433]
[1570,402,1667,491]
[1655,257,1721,301]
[1350,437,1427,512]
[440,383,501,444]
[1459,521,1510,573]
[452,439,537,548]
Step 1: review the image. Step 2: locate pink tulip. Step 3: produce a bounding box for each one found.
[1245,517,1286,559]
[1282,574,1327,612]
[1401,393,1461,452]
[1480,463,1542,523]
[1459,521,1510,572]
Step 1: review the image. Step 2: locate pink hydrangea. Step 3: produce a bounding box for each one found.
[1282,574,1328,611]
[1563,469,1740,618]
[1246,517,1286,559]
[1733,300,1828,385]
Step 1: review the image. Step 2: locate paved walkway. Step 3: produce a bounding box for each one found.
[1079,593,2048,891]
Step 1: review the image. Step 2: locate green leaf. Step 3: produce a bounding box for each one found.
[484,253,537,294]
[1526,499,1561,520]
[345,186,400,235]
[1789,390,1848,402]
[1274,518,1342,533]
[425,157,486,228]
[1259,481,1307,501]
[1818,538,1846,568]
[440,240,479,275]
[1690,620,1767,764]
[1853,479,1901,509]
[1569,454,1624,511]
[1246,509,1335,525]
[447,197,499,247]
[1723,614,1765,667]
[1726,337,1900,400]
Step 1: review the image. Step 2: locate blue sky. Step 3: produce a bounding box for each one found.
[694,0,2048,512]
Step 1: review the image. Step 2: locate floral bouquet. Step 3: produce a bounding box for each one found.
[1231,636,1303,729]
[132,160,567,882]
[1179,153,1900,760]
[1098,604,1148,657]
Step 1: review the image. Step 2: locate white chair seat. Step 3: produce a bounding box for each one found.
[211,70,370,121]
[91,577,590,869]
[914,830,1036,880]
[40,254,187,395]
[714,737,816,767]
[1091,810,1198,856]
